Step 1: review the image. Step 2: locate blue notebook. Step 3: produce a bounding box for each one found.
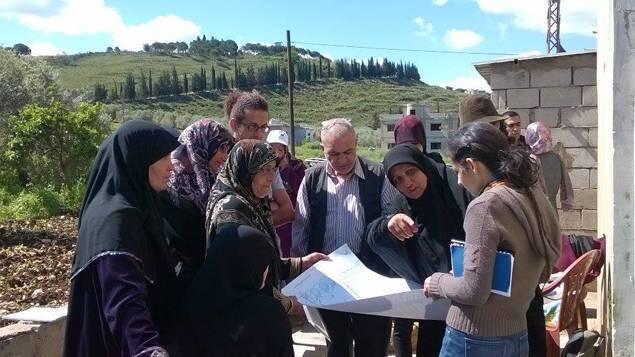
[450,240,514,297]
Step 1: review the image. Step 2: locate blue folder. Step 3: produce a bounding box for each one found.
[450,240,514,297]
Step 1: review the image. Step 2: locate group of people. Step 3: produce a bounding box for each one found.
[63,91,566,357]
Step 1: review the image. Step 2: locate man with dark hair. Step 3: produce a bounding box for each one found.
[502,110,529,149]
[292,118,398,357]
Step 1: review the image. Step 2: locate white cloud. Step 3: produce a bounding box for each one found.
[432,0,448,5]
[442,75,491,92]
[413,16,434,38]
[29,42,65,56]
[112,15,201,51]
[7,0,124,35]
[443,29,483,49]
[0,0,65,17]
[1,0,202,51]
[473,0,596,37]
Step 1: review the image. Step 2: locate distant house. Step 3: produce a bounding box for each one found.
[268,118,314,145]
[379,103,459,153]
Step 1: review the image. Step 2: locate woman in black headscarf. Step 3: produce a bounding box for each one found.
[63,120,180,357]
[366,144,469,357]
[186,223,294,357]
[204,139,326,314]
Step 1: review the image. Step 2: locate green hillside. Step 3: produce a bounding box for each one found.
[47,52,465,127]
[49,51,289,90]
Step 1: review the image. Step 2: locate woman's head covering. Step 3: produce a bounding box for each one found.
[205,139,278,242]
[186,224,290,355]
[394,115,427,151]
[525,121,553,155]
[189,224,275,312]
[383,144,465,238]
[168,119,233,211]
[72,120,179,281]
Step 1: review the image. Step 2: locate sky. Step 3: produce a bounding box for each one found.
[0,0,598,91]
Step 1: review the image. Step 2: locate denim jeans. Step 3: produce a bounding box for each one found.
[439,327,529,357]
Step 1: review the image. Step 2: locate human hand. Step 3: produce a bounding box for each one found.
[289,296,305,315]
[271,201,280,211]
[423,277,432,298]
[387,214,418,241]
[301,252,329,271]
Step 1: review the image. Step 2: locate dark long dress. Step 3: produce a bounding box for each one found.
[185,223,294,357]
[63,120,180,357]
[366,144,468,357]
[158,189,206,288]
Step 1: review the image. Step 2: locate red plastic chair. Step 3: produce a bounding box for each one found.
[542,249,600,357]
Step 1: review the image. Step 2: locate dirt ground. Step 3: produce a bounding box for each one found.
[0,215,77,322]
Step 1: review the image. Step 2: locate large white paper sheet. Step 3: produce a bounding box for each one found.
[282,245,449,320]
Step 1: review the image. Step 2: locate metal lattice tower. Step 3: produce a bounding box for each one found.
[547,0,565,53]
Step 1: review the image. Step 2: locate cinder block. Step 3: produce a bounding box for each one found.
[531,67,571,87]
[540,87,582,107]
[530,107,560,127]
[560,210,582,230]
[507,88,540,109]
[573,67,597,86]
[561,108,598,128]
[551,128,590,148]
[582,86,597,106]
[568,169,590,189]
[588,128,598,147]
[565,148,598,168]
[491,90,507,109]
[490,68,530,89]
[570,189,598,210]
[582,209,598,231]
[590,169,597,189]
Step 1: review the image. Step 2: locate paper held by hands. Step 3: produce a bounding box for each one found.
[282,244,450,320]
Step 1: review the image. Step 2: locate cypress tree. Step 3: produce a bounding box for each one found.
[148,71,153,96]
[211,66,216,89]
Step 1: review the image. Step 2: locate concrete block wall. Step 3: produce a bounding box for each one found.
[485,52,598,235]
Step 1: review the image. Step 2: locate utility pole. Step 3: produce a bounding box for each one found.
[286,30,296,156]
[546,0,565,53]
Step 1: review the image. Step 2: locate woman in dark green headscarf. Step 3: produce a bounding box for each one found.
[203,139,326,313]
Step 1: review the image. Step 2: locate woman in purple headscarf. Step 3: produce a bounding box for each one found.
[158,119,234,289]
[525,121,574,214]
[168,119,234,210]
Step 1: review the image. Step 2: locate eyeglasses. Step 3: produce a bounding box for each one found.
[240,121,269,133]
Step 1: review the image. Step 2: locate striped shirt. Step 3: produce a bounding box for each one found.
[291,158,400,256]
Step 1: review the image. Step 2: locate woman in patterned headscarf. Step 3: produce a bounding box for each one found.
[158,120,233,290]
[202,139,326,315]
[525,121,574,213]
[168,119,234,211]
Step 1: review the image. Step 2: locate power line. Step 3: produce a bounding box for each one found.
[292,41,519,56]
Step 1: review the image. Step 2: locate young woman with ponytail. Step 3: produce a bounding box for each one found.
[423,122,561,357]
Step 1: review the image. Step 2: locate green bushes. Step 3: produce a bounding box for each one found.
[0,99,106,222]
[0,183,84,221]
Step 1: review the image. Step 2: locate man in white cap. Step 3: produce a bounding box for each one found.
[266,130,306,257]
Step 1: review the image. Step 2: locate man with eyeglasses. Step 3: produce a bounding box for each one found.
[292,118,399,357]
[226,91,295,228]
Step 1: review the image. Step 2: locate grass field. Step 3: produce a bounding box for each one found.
[107,78,463,127]
[49,51,289,90]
